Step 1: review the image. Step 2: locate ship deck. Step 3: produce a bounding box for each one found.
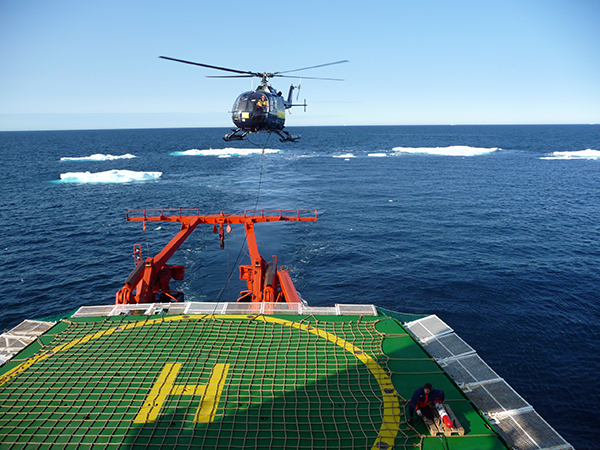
[0,303,509,449]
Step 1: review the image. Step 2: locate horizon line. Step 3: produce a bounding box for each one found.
[1,123,597,133]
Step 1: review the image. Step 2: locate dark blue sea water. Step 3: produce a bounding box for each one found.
[1,125,599,449]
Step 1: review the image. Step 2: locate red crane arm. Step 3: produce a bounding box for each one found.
[116,209,316,304]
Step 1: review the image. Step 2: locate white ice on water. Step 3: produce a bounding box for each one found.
[59,170,162,183]
[392,146,499,156]
[171,148,280,157]
[60,154,137,161]
[541,149,600,160]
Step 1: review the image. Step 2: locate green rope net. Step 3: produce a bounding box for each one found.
[0,315,420,449]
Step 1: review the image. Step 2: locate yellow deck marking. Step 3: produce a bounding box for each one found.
[134,363,229,424]
[253,316,401,450]
[0,314,400,448]
[134,363,182,423]
[195,363,230,422]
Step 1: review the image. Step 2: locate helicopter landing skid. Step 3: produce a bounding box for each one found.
[275,130,301,143]
[223,128,300,143]
[223,129,249,142]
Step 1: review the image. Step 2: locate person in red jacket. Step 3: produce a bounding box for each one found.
[408,382,445,425]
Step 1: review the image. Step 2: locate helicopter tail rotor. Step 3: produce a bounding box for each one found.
[293,80,306,111]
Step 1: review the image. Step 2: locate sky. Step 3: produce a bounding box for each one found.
[1,0,599,131]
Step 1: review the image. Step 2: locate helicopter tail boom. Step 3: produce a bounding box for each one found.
[286,85,307,112]
[286,84,295,105]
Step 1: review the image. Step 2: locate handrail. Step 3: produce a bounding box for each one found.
[126,208,201,220]
[126,208,317,222]
[243,209,317,220]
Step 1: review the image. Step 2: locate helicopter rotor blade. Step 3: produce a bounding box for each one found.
[276,75,345,81]
[160,56,347,82]
[277,60,349,75]
[206,75,255,78]
[159,56,257,76]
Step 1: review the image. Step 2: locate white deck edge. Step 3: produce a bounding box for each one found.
[69,302,379,318]
[405,314,574,450]
[0,320,56,367]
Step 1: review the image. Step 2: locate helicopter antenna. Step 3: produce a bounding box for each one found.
[296,78,302,101]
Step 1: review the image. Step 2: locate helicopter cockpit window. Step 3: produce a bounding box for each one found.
[234,94,250,112]
[248,93,269,113]
[254,94,268,113]
[234,93,269,115]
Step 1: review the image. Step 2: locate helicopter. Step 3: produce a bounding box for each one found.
[160,56,347,142]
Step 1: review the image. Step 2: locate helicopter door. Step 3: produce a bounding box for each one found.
[252,94,268,118]
[248,93,268,129]
[276,97,285,118]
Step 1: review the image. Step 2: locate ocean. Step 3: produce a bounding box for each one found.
[1,125,599,449]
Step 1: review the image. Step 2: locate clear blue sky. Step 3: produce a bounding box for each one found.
[1,0,599,131]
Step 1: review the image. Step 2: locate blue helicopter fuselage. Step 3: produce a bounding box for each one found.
[231,87,286,132]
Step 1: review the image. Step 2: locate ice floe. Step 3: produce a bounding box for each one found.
[59,170,162,183]
[60,154,136,161]
[392,146,499,156]
[541,149,600,160]
[171,148,280,157]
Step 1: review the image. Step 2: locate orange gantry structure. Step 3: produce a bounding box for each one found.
[115,209,317,305]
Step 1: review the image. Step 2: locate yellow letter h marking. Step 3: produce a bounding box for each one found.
[134,363,229,424]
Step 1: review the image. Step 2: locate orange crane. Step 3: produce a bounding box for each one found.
[115,209,317,305]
